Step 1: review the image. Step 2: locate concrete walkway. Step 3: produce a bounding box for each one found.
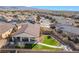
[62,45,72,51]
[38,43,64,48]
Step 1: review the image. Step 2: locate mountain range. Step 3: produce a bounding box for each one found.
[0,6,39,10]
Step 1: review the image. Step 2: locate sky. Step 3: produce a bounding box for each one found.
[31,6,79,11]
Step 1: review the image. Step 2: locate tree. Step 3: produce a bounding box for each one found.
[11,11,15,14]
[50,18,56,23]
[45,16,49,19]
[36,15,41,23]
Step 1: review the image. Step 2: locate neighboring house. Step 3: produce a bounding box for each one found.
[4,15,13,22]
[65,18,74,25]
[73,19,79,27]
[55,24,79,41]
[40,17,51,28]
[28,15,37,22]
[72,14,79,19]
[53,16,74,26]
[0,16,6,22]
[18,15,27,21]
[10,23,40,46]
[0,22,15,39]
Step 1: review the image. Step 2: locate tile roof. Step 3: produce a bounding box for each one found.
[13,23,40,37]
[0,22,15,35]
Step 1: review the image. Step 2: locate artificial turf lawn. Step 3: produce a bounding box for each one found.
[42,35,60,46]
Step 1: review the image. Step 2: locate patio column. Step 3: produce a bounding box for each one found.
[20,37,22,42]
[12,37,14,41]
[28,37,30,42]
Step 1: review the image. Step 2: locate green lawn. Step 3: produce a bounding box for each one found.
[32,44,63,51]
[33,44,52,49]
[32,35,63,51]
[42,35,60,46]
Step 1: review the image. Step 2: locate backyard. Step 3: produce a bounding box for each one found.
[32,44,63,51]
[5,35,64,52]
[32,35,63,51]
[42,35,60,46]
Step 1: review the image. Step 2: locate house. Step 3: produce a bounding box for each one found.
[0,22,15,39]
[4,15,13,22]
[40,17,51,28]
[18,15,27,21]
[27,15,37,22]
[10,23,40,46]
[55,24,79,41]
[53,16,74,26]
[73,19,79,27]
[0,16,6,22]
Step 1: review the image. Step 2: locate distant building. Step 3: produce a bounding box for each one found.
[73,19,79,27]
[53,16,74,26]
[4,15,13,22]
[18,15,27,21]
[0,16,6,22]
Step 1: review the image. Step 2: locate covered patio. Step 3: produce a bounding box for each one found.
[11,32,37,44]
